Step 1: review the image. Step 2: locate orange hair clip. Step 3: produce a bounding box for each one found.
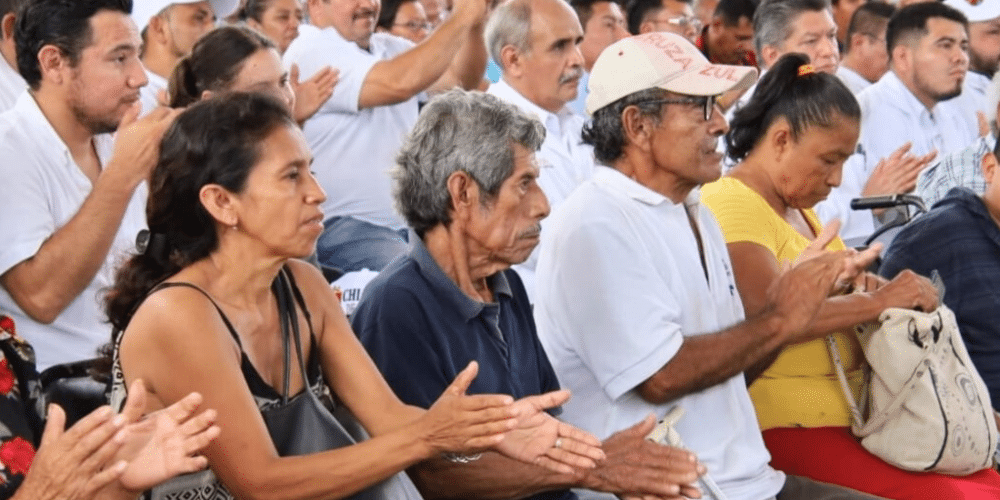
[797,64,816,77]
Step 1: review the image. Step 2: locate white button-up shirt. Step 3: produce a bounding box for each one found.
[534,166,785,500]
[951,71,991,125]
[0,56,26,113]
[816,70,978,242]
[0,93,148,370]
[836,65,871,95]
[284,25,418,230]
[139,66,167,116]
[488,80,596,300]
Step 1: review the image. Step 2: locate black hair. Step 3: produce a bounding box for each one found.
[844,1,895,54]
[377,0,421,31]
[106,92,296,336]
[714,0,755,27]
[570,0,610,28]
[726,52,860,162]
[626,0,691,35]
[15,0,131,89]
[168,25,276,107]
[0,0,23,17]
[238,0,271,22]
[886,1,967,58]
[582,87,668,165]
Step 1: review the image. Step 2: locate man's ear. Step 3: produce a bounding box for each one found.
[621,105,656,153]
[446,170,480,222]
[37,44,68,86]
[199,184,240,228]
[760,44,780,69]
[981,151,998,184]
[499,44,523,79]
[1,13,15,42]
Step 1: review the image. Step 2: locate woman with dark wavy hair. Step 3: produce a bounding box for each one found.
[104,93,602,500]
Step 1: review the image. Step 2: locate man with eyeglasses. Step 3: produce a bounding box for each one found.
[533,31,885,500]
[628,0,700,42]
[837,1,895,94]
[485,0,597,301]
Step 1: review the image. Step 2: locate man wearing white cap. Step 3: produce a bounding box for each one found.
[534,32,883,500]
[945,0,1000,120]
[133,0,239,113]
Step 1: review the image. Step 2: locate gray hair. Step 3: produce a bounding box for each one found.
[753,0,831,60]
[394,89,546,237]
[485,0,533,70]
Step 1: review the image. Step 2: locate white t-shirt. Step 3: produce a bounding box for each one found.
[139,66,168,116]
[534,166,785,500]
[488,80,595,301]
[836,65,871,95]
[284,25,418,230]
[816,70,978,242]
[0,93,148,370]
[0,56,26,113]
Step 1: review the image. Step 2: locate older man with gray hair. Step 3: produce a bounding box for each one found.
[352,89,707,500]
[484,0,597,300]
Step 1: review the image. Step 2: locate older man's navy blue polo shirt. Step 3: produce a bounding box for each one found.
[352,237,574,500]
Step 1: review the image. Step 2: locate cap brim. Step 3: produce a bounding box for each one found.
[659,63,758,97]
[210,0,241,19]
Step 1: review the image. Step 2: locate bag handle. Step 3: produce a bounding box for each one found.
[274,268,311,405]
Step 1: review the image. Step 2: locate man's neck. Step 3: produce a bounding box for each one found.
[0,39,15,74]
[31,87,101,180]
[502,76,564,115]
[423,225,499,303]
[840,53,874,83]
[893,69,938,111]
[613,154,696,204]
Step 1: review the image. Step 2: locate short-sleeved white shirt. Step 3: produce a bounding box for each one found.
[284,25,418,230]
[139,67,168,116]
[0,57,26,113]
[488,80,595,300]
[0,93,148,370]
[534,166,784,500]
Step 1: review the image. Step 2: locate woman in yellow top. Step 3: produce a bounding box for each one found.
[702,53,1000,498]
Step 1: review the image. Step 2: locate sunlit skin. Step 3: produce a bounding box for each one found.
[578,1,628,71]
[706,15,753,64]
[832,0,864,45]
[765,9,839,73]
[247,0,304,53]
[501,0,584,113]
[205,48,296,110]
[310,0,381,49]
[640,0,699,42]
[66,11,148,135]
[894,17,969,110]
[383,0,431,43]
[968,17,1000,76]
[223,124,327,260]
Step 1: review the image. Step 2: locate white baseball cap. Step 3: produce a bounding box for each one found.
[132,0,241,32]
[942,0,1000,23]
[586,32,758,116]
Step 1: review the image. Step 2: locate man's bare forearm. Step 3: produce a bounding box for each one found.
[409,452,576,500]
[1,168,138,323]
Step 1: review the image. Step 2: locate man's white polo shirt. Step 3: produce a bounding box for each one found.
[0,56,26,113]
[0,93,148,370]
[836,65,871,95]
[534,166,785,500]
[284,25,417,230]
[488,80,595,300]
[139,66,168,116]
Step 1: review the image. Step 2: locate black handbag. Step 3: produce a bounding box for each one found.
[261,268,424,500]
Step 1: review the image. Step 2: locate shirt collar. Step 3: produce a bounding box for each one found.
[967,71,991,95]
[409,236,513,322]
[592,165,701,208]
[490,79,572,133]
[13,92,116,170]
[883,70,938,119]
[144,66,168,90]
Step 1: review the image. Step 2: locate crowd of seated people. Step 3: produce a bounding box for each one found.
[3,0,1000,498]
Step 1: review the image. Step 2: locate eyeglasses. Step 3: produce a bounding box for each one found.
[393,21,432,31]
[651,15,702,33]
[641,95,717,121]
